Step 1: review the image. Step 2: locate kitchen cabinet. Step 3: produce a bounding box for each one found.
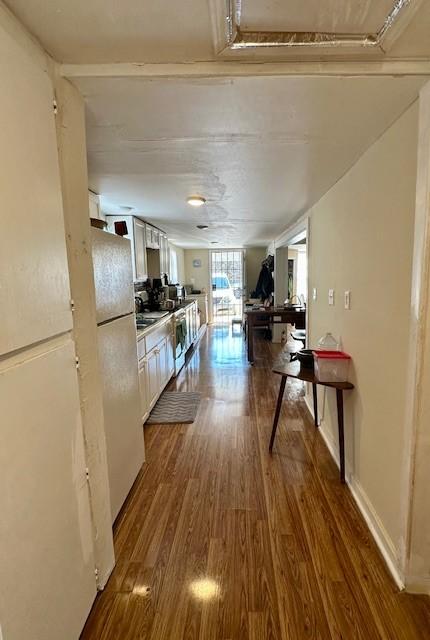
[159,334,174,388]
[146,346,160,409]
[105,215,148,282]
[187,301,198,346]
[138,358,150,422]
[137,317,175,422]
[0,40,73,356]
[88,191,104,221]
[185,307,191,349]
[0,338,97,639]
[133,218,148,281]
[192,294,208,327]
[145,224,160,250]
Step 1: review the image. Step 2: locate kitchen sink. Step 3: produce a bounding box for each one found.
[136,317,157,328]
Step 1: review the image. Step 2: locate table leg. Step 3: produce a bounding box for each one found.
[312,383,318,427]
[336,389,346,484]
[269,376,287,452]
[247,321,254,363]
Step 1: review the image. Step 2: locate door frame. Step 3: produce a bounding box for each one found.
[209,248,246,325]
[272,216,309,342]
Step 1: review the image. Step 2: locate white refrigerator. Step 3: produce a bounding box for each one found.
[91,228,145,523]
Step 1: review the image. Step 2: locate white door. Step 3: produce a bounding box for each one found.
[0,27,73,356]
[91,228,134,324]
[146,346,161,409]
[0,339,96,640]
[159,337,172,390]
[210,250,245,327]
[138,358,150,421]
[97,314,145,522]
[166,333,175,379]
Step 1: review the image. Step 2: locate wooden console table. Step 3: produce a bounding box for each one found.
[244,307,306,363]
[270,359,354,483]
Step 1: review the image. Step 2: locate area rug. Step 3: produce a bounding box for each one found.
[146,391,201,424]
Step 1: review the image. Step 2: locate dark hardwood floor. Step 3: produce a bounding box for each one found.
[81,325,430,639]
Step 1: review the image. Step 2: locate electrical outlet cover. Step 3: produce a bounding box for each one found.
[344,290,351,310]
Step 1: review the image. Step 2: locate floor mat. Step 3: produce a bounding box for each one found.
[146,391,201,424]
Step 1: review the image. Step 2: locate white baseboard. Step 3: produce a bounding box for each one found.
[303,395,405,591]
[405,576,430,595]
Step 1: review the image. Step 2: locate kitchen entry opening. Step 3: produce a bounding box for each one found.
[210,250,245,327]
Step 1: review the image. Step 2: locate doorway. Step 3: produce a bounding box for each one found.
[287,238,307,306]
[273,224,308,344]
[210,250,245,327]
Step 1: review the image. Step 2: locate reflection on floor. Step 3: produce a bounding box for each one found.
[81,327,430,640]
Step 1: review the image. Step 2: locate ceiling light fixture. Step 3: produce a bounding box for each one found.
[187,196,206,207]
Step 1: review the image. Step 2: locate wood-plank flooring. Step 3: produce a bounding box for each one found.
[81,326,430,639]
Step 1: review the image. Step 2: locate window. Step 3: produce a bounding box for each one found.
[169,249,179,284]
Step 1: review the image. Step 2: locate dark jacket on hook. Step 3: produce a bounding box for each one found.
[252,257,274,301]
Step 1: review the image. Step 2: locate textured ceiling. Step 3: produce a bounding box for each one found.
[4,0,430,63]
[73,74,425,247]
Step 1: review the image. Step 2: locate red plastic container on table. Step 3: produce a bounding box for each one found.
[312,350,351,383]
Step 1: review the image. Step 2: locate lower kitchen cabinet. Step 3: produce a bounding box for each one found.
[137,318,175,422]
[138,358,150,420]
[146,345,160,410]
[158,335,174,389]
[137,304,198,423]
[166,334,174,378]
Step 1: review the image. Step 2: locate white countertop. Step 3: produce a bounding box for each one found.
[136,299,197,341]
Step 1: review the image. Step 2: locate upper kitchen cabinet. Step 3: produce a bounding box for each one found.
[88,191,105,221]
[0,338,97,639]
[133,218,148,281]
[105,215,148,282]
[145,224,160,250]
[0,27,73,356]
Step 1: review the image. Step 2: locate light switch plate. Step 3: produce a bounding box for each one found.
[328,289,335,306]
[344,290,351,310]
[312,287,317,301]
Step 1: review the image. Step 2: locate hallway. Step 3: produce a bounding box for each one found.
[81,328,430,640]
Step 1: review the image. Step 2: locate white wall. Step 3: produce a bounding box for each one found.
[305,102,419,580]
[169,242,185,284]
[245,247,266,296]
[184,248,211,293]
[403,81,430,595]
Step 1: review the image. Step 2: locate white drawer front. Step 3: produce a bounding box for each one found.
[137,336,147,361]
[145,319,173,352]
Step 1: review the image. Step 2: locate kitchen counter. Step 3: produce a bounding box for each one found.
[136,299,197,341]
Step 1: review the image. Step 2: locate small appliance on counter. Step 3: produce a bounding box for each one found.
[135,289,149,314]
[167,284,185,303]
